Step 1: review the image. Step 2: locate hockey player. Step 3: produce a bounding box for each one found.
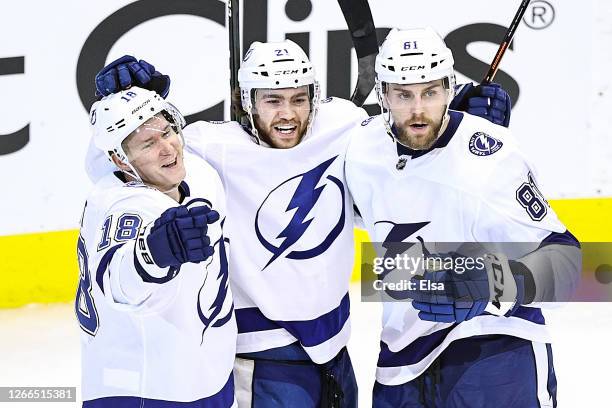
[78,87,236,407]
[345,27,581,407]
[88,40,511,407]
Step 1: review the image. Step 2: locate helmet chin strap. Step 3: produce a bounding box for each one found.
[117,158,144,184]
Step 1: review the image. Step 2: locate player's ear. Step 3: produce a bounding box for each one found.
[111,154,131,172]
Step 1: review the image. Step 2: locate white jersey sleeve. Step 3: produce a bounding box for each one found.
[183,120,246,159]
[474,148,581,304]
[474,149,565,242]
[91,186,179,309]
[85,138,116,183]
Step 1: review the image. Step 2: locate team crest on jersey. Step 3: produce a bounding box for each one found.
[255,156,345,269]
[469,132,503,156]
[361,116,376,126]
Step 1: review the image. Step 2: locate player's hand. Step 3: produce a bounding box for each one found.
[146,205,220,269]
[410,252,523,323]
[350,53,377,107]
[95,55,171,98]
[449,83,511,127]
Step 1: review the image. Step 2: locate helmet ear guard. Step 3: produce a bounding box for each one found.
[375,80,390,111]
[374,78,395,139]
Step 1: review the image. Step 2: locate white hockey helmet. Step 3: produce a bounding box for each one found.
[238,39,320,141]
[375,27,456,139]
[89,87,185,173]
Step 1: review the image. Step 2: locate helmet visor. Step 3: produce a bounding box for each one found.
[251,86,313,116]
[383,80,451,114]
[122,113,184,163]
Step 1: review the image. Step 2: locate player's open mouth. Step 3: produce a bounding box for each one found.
[409,123,430,135]
[410,123,428,129]
[274,124,297,135]
[162,158,178,168]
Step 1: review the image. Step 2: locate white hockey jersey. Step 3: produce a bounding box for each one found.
[345,111,578,386]
[77,152,236,404]
[183,97,367,363]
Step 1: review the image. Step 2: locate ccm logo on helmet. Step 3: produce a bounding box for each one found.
[274,69,300,75]
[401,65,426,71]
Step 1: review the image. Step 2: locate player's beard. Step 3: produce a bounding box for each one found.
[256,118,309,149]
[395,111,444,150]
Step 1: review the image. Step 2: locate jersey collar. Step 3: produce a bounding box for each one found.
[394,110,463,159]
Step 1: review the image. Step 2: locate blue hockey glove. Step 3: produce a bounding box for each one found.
[95,55,170,98]
[410,253,524,323]
[145,205,220,269]
[450,83,511,127]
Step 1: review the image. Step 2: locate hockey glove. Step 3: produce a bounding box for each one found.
[410,253,525,323]
[450,83,511,127]
[140,205,220,271]
[95,55,170,98]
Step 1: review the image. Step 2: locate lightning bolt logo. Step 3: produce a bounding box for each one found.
[478,134,491,151]
[469,132,503,156]
[255,156,345,269]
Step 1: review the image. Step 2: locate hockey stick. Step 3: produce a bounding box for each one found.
[228,0,241,121]
[482,0,531,84]
[452,0,530,113]
[337,0,378,107]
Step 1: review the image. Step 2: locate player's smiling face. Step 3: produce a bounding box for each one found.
[385,80,449,150]
[121,114,186,193]
[253,86,311,149]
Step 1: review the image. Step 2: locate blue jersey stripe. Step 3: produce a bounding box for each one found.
[236,293,350,348]
[235,308,280,333]
[378,306,545,368]
[95,243,125,294]
[83,373,234,407]
[539,229,580,248]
